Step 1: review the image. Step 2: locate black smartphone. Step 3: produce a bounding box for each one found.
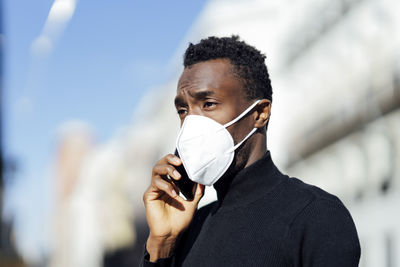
[171,149,197,201]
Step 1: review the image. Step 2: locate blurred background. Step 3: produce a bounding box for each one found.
[1,0,399,266]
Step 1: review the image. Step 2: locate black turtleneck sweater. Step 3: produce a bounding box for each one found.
[141,151,360,266]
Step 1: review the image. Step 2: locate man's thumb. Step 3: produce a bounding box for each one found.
[193,184,205,203]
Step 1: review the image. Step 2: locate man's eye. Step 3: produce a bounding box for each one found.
[177,109,187,115]
[203,102,216,108]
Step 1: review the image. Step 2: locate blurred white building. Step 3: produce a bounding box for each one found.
[127,0,400,266]
[47,0,399,266]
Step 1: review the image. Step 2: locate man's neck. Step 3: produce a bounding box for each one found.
[214,133,267,201]
[244,132,267,168]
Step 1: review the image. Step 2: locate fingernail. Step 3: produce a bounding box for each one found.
[171,190,177,197]
[173,170,181,179]
[174,157,181,164]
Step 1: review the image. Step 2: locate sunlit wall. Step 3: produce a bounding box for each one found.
[3,0,399,266]
[130,0,400,266]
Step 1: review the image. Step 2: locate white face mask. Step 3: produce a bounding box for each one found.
[176,100,261,186]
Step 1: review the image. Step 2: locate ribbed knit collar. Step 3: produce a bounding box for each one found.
[213,151,285,210]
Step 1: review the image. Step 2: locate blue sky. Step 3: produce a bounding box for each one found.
[3,0,207,260]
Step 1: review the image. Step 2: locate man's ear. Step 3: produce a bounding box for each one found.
[253,99,271,128]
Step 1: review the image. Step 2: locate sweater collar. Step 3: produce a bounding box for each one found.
[213,151,285,209]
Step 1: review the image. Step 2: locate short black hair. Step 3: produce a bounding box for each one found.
[183,35,272,101]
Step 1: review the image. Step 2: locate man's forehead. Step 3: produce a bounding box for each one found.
[176,59,241,96]
[179,59,234,84]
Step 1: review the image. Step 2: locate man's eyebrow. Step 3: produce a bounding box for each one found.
[174,90,216,106]
[189,90,215,99]
[174,96,186,107]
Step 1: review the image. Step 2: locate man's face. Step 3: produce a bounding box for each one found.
[174,58,255,146]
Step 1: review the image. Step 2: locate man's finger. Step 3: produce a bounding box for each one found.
[151,176,178,198]
[157,153,182,166]
[152,164,181,180]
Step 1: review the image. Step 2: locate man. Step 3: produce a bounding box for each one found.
[141,36,360,266]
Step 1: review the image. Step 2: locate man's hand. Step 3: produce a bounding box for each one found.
[143,154,205,262]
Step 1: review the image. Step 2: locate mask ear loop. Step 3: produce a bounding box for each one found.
[224,99,261,154]
[226,127,258,153]
[223,100,261,128]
